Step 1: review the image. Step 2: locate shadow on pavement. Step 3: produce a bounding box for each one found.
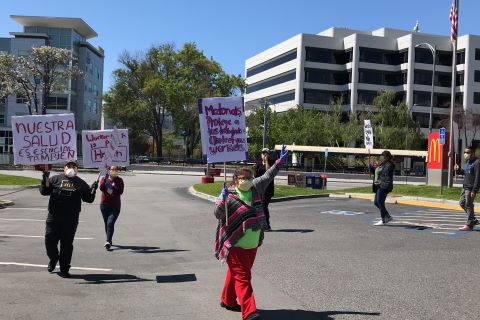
[156,273,197,283]
[112,245,189,254]
[385,225,432,231]
[258,309,381,320]
[268,229,314,233]
[70,273,153,284]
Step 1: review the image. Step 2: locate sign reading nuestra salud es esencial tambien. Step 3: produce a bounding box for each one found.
[198,97,248,164]
[12,114,77,165]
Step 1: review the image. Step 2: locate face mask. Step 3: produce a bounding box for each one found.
[65,168,76,178]
[464,153,470,160]
[237,179,253,192]
[109,171,118,178]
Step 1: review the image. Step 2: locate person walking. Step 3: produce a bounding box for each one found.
[253,148,275,231]
[39,161,98,278]
[214,145,288,320]
[99,166,125,249]
[373,150,395,226]
[454,146,480,231]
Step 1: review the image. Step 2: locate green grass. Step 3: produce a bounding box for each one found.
[193,182,329,198]
[333,185,467,201]
[0,173,40,185]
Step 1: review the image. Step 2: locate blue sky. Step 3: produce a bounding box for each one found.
[1,0,479,91]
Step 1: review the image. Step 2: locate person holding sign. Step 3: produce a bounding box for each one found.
[39,161,98,278]
[373,151,395,226]
[214,145,288,320]
[99,166,125,249]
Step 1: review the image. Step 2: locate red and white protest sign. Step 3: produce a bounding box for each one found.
[81,128,129,171]
[198,97,247,163]
[12,114,77,165]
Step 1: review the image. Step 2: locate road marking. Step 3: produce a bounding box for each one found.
[0,234,93,240]
[394,217,465,222]
[0,218,84,222]
[432,232,456,235]
[2,208,47,211]
[322,210,365,216]
[0,262,112,271]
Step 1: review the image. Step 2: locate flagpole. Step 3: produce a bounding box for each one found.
[447,0,459,188]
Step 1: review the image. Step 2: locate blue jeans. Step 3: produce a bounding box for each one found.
[100,204,121,243]
[374,188,390,222]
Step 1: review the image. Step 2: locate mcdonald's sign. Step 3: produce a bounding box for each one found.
[427,132,449,169]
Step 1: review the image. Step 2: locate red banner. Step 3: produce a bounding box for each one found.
[427,132,450,169]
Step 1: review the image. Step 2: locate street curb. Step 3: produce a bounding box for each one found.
[188,186,331,203]
[342,193,480,213]
[0,185,38,190]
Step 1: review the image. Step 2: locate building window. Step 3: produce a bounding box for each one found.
[305,68,350,85]
[457,50,465,64]
[475,71,480,82]
[16,94,28,104]
[357,90,378,105]
[475,49,480,60]
[474,92,480,104]
[0,113,5,125]
[47,96,68,109]
[358,69,406,86]
[247,90,295,107]
[246,70,296,94]
[304,89,348,105]
[414,70,432,85]
[456,72,464,86]
[305,47,352,64]
[246,50,297,77]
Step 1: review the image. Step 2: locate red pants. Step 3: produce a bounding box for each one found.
[221,247,258,319]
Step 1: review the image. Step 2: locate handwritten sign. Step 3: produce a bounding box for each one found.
[364,119,374,150]
[12,114,76,165]
[81,129,129,169]
[198,97,248,163]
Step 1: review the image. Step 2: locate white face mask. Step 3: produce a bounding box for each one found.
[65,168,76,178]
[464,153,470,160]
[237,179,253,192]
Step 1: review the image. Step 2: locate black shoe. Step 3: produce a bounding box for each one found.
[47,257,58,272]
[220,302,241,312]
[245,312,261,320]
[58,270,70,278]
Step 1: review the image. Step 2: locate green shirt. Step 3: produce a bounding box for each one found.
[374,165,384,184]
[234,187,261,249]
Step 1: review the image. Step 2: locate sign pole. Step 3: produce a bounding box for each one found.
[224,161,228,226]
[440,144,443,195]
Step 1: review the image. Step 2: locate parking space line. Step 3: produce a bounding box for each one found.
[432,232,457,235]
[0,262,112,271]
[0,234,93,240]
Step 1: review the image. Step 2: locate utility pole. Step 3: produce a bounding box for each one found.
[263,98,268,149]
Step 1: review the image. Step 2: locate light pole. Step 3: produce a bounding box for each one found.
[262,98,269,148]
[415,43,436,134]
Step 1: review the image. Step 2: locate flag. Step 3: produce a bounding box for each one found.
[449,0,458,42]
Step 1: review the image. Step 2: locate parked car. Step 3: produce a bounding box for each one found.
[135,155,150,163]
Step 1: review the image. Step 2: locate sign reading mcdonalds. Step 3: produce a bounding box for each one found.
[427,132,450,169]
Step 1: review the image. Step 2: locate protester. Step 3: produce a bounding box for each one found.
[253,148,275,231]
[373,150,395,226]
[39,161,98,278]
[454,146,480,231]
[214,145,288,320]
[99,166,125,249]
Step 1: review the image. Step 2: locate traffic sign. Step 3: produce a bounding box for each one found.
[439,127,445,145]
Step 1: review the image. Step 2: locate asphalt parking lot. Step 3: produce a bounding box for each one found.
[0,171,479,320]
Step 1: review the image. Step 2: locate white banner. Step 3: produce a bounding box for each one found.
[198,97,248,163]
[81,129,129,169]
[364,119,374,150]
[12,114,76,165]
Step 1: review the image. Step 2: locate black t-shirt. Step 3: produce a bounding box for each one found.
[40,174,95,216]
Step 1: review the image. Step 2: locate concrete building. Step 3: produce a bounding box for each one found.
[0,15,104,155]
[244,27,480,147]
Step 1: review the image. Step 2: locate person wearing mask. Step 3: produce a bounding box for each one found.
[99,166,125,249]
[253,148,275,231]
[454,146,480,231]
[214,145,287,320]
[39,161,98,278]
[373,150,395,226]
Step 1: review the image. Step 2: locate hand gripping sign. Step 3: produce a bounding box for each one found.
[82,127,129,175]
[12,114,77,165]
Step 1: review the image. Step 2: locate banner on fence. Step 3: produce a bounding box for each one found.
[12,114,76,165]
[82,128,129,170]
[198,97,248,163]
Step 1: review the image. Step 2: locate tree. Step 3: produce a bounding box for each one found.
[103,43,244,158]
[0,46,81,114]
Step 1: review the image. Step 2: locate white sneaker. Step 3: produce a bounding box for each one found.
[373,220,385,226]
[104,242,111,250]
[385,216,394,224]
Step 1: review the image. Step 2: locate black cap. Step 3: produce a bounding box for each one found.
[65,161,78,167]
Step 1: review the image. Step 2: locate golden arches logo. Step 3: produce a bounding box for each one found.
[429,138,441,163]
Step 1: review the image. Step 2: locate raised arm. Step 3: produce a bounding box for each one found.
[253,145,287,194]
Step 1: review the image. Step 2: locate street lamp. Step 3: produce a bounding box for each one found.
[415,43,436,134]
